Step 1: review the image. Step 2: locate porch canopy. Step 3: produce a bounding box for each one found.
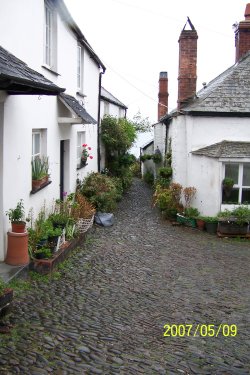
[0,46,64,95]
[58,93,97,125]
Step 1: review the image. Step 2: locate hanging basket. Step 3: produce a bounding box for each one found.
[76,215,94,234]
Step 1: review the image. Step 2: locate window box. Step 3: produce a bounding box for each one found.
[31,180,51,194]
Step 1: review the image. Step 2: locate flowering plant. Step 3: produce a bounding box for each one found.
[81,144,93,163]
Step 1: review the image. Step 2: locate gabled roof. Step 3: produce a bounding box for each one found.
[0,46,65,95]
[141,139,154,150]
[100,87,127,109]
[192,140,250,158]
[59,93,97,124]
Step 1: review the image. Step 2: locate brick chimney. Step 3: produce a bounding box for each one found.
[235,4,250,62]
[158,71,168,121]
[177,17,198,110]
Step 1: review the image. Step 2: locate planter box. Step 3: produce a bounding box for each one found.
[218,221,249,235]
[176,214,196,228]
[29,234,85,274]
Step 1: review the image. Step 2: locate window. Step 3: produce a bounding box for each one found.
[104,102,109,115]
[222,163,250,204]
[32,131,41,160]
[44,0,57,69]
[77,131,86,168]
[77,44,83,90]
[32,129,47,159]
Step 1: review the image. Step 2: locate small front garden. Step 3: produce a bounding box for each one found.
[151,169,250,237]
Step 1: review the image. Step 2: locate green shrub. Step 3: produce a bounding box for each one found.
[184,207,200,218]
[79,172,120,212]
[158,167,173,178]
[143,171,154,185]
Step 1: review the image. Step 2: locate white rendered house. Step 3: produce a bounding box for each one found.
[0,0,105,260]
[154,7,250,216]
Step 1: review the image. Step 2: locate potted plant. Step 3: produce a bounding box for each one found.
[218,206,250,235]
[177,207,199,228]
[80,144,93,167]
[222,177,234,197]
[6,199,26,233]
[31,157,44,190]
[34,247,52,259]
[203,216,218,234]
[196,216,206,231]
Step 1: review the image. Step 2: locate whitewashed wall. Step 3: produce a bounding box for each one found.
[0,0,101,260]
[169,115,250,215]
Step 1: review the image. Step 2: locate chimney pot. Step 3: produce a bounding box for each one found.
[235,4,250,62]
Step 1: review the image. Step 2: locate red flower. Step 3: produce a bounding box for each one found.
[88,147,91,150]
[90,156,93,159]
[82,143,87,147]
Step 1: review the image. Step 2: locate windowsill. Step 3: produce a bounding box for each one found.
[30,180,52,195]
[76,91,87,98]
[77,163,88,170]
[42,64,60,76]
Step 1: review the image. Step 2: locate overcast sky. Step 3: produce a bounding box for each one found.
[64,0,248,152]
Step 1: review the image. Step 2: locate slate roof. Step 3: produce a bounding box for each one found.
[184,52,250,114]
[161,51,250,120]
[59,93,97,124]
[0,46,64,95]
[192,140,250,158]
[101,87,127,109]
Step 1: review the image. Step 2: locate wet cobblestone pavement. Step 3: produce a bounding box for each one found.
[0,178,250,374]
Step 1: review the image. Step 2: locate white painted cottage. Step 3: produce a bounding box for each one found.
[154,6,250,216]
[0,0,106,260]
[99,87,127,170]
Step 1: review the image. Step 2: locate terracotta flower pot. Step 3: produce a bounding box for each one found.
[11,221,26,233]
[196,219,205,231]
[5,231,29,266]
[32,179,42,191]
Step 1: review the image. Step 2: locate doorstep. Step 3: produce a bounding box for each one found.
[0,262,28,283]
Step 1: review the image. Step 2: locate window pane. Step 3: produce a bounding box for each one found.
[225,164,239,184]
[242,188,250,204]
[243,164,250,186]
[222,188,239,204]
[33,133,40,156]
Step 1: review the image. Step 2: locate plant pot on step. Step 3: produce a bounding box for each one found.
[5,231,29,266]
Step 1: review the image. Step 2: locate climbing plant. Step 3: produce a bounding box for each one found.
[101,113,151,189]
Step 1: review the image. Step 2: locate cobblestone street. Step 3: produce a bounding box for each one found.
[0,178,250,374]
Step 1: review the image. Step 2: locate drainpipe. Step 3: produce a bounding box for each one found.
[97,68,105,172]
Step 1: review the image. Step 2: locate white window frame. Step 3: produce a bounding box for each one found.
[77,44,83,91]
[32,129,47,160]
[104,102,109,115]
[44,0,57,70]
[77,131,86,168]
[223,162,250,204]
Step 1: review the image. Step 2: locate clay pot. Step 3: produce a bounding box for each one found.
[5,231,29,266]
[11,221,26,233]
[196,219,205,231]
